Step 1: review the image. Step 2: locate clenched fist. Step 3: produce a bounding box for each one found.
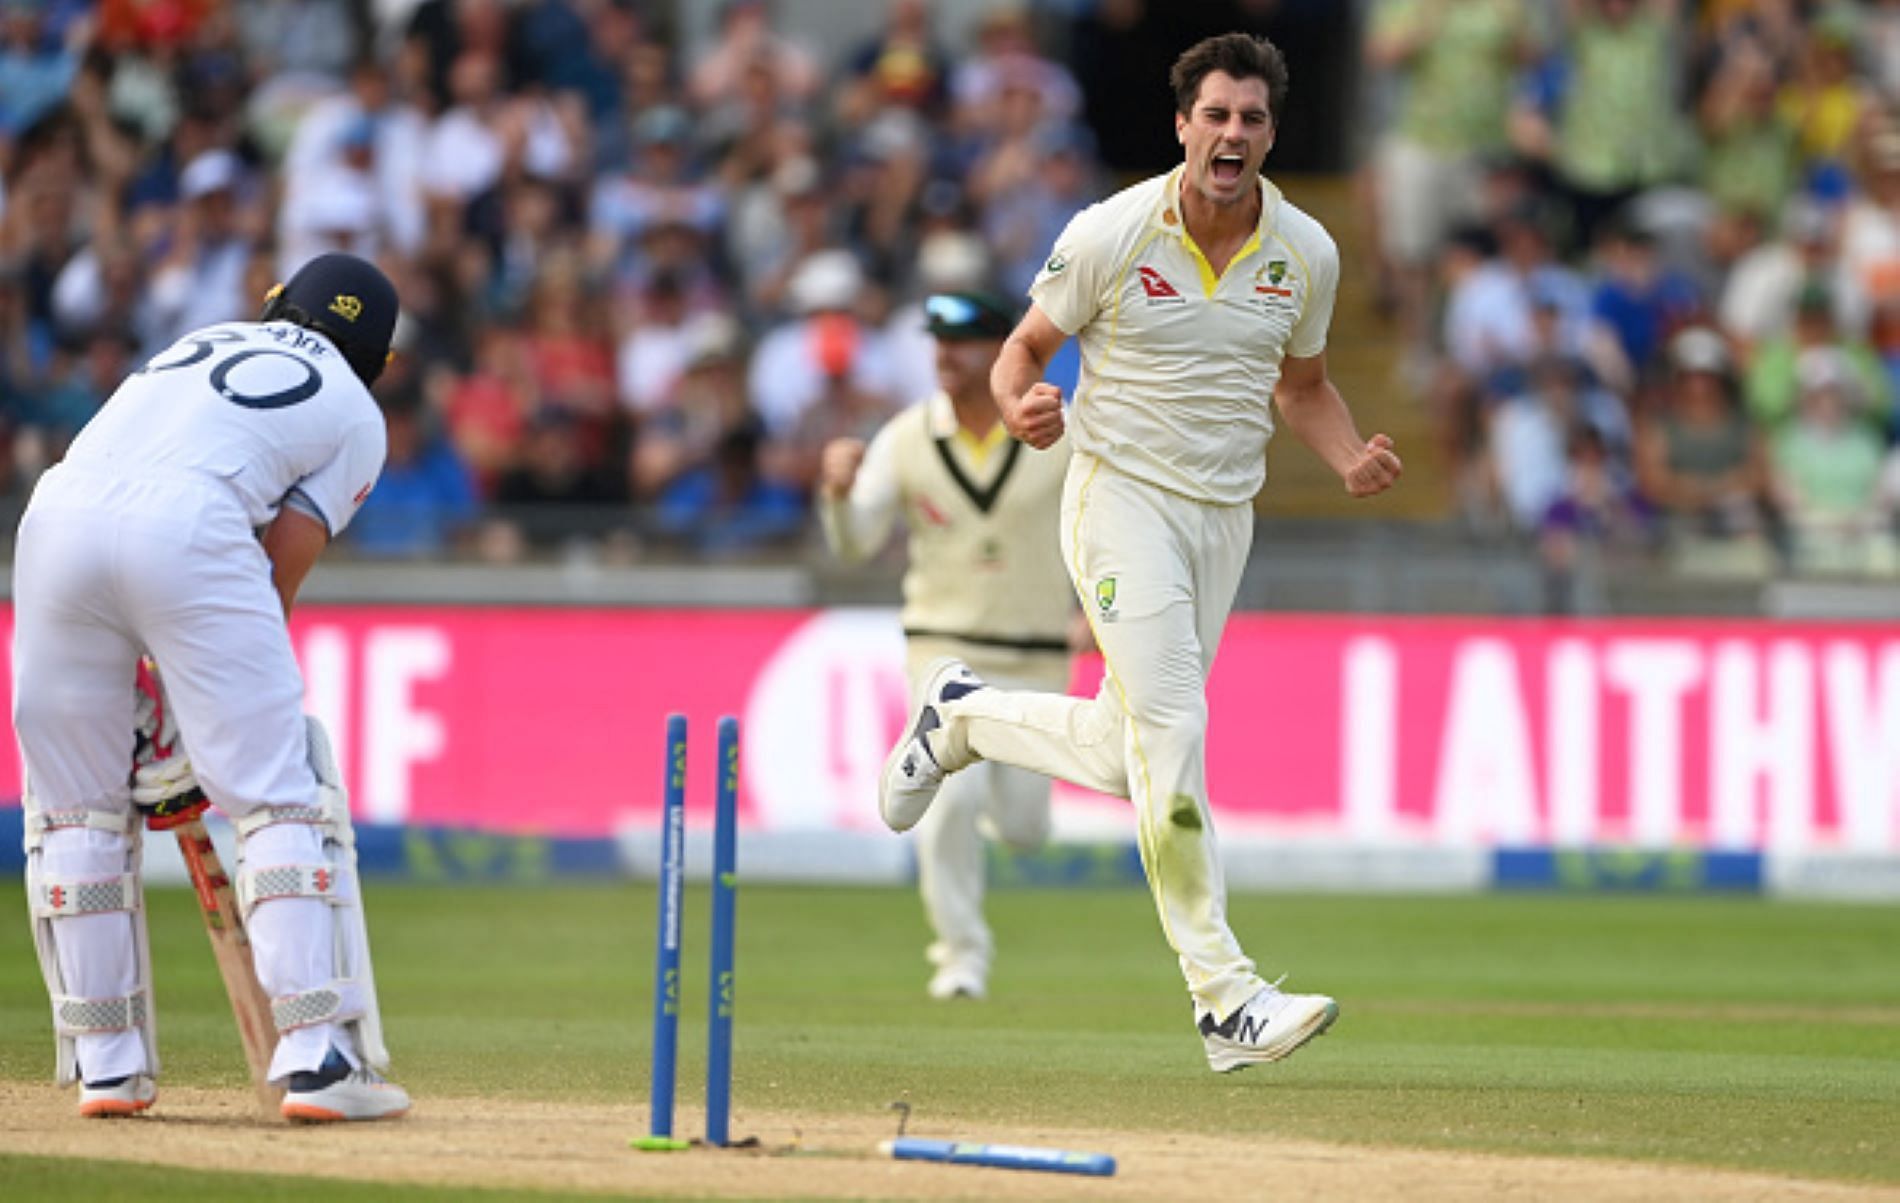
[1343,433,1403,498]
[1003,382,1065,449]
[820,437,866,500]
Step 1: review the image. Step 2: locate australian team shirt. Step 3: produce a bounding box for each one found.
[820,392,1073,651]
[1030,168,1340,506]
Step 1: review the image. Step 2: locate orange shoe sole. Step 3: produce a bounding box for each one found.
[78,1096,155,1118]
[282,1102,411,1123]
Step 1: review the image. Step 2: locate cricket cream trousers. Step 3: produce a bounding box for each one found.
[906,639,1066,981]
[13,465,366,1082]
[937,453,1266,1019]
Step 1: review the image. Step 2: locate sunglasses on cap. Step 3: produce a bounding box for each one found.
[924,293,1011,339]
[926,294,983,327]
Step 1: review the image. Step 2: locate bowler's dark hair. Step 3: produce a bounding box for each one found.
[1170,33,1289,123]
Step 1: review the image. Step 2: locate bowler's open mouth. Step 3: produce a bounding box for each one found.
[1212,153,1245,183]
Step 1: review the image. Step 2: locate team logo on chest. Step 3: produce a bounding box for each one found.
[1255,259,1293,300]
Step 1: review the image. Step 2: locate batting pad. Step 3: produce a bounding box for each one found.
[26,802,159,1085]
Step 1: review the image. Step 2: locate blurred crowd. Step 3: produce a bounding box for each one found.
[0,0,1163,563]
[5,0,1897,587]
[1364,0,1900,593]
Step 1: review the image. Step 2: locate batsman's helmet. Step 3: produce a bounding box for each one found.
[260,252,399,386]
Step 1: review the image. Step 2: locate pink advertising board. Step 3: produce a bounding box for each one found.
[1,608,1895,852]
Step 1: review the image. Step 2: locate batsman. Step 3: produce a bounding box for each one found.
[12,253,410,1121]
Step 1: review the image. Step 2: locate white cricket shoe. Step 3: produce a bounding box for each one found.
[927,961,988,1001]
[878,658,985,832]
[1198,983,1339,1073]
[282,1054,411,1123]
[78,1074,156,1118]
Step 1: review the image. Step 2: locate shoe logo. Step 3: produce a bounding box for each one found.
[1236,1014,1268,1044]
[902,756,916,779]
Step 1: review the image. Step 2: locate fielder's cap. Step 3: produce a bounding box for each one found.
[265,251,399,386]
[180,149,241,200]
[924,291,1015,340]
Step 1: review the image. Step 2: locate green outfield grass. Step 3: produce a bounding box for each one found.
[2,883,1897,1190]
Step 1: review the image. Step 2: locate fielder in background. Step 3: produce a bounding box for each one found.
[13,252,411,1121]
[880,35,1403,1070]
[819,291,1077,1002]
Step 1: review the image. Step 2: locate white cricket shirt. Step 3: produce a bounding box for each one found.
[1030,168,1340,505]
[820,392,1073,650]
[62,321,387,536]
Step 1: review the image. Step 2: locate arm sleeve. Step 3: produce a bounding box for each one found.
[1028,206,1111,336]
[287,417,388,538]
[1287,229,1341,360]
[817,419,903,564]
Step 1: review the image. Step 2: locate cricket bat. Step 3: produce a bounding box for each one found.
[162,810,284,1116]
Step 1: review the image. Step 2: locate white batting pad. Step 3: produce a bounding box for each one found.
[27,816,158,1085]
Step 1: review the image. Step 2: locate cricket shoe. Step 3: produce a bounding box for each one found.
[78,1074,156,1118]
[927,961,988,1001]
[282,1049,411,1122]
[1198,982,1339,1073]
[879,658,985,832]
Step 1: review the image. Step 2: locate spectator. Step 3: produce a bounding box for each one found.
[653,420,805,556]
[1696,34,1797,226]
[1487,353,1632,533]
[630,311,752,501]
[0,0,83,137]
[1634,326,1773,560]
[1585,216,1704,392]
[280,54,430,261]
[983,123,1097,298]
[1539,425,1662,611]
[727,153,831,318]
[1836,123,1900,340]
[441,333,528,498]
[144,149,257,347]
[837,0,950,130]
[615,270,700,417]
[1743,282,1890,435]
[748,249,896,438]
[1365,0,1536,358]
[491,407,630,549]
[1768,346,1890,573]
[1776,8,1869,194]
[346,387,481,559]
[951,4,1080,137]
[277,118,393,276]
[587,105,724,285]
[687,0,820,113]
[1514,0,1693,253]
[1720,194,1838,353]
